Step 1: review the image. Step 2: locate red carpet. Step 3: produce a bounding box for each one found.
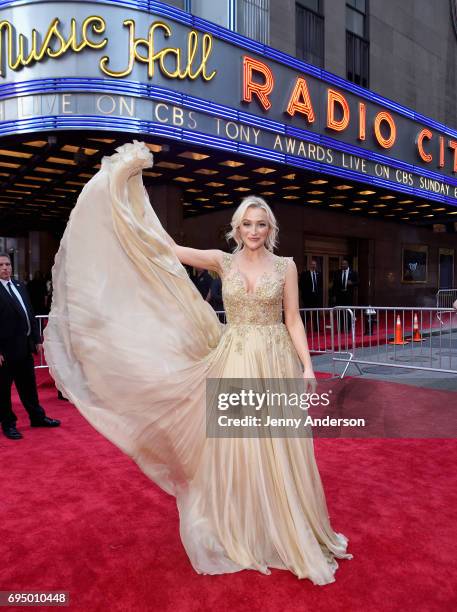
[1,372,456,611]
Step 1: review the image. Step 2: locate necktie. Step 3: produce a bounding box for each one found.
[7,281,30,334]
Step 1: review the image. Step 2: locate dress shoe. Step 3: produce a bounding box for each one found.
[30,416,61,428]
[2,426,23,440]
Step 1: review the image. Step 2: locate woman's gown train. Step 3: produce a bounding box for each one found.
[44,141,352,584]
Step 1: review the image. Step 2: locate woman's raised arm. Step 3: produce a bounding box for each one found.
[171,240,224,274]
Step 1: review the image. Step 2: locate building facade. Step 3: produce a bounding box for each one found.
[0,0,456,305]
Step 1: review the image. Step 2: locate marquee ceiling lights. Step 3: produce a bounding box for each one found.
[213,192,229,196]
[283,174,296,180]
[253,167,276,174]
[194,168,218,175]
[61,145,98,155]
[35,167,64,174]
[309,179,328,184]
[379,195,396,200]
[219,160,244,167]
[358,190,376,195]
[283,185,300,190]
[334,185,353,190]
[227,175,249,180]
[283,195,299,199]
[174,177,195,182]
[0,149,32,158]
[398,199,414,204]
[24,141,47,148]
[47,156,76,165]
[308,190,324,194]
[233,186,250,191]
[0,161,20,168]
[257,180,275,185]
[307,200,322,203]
[179,151,209,160]
[353,199,368,203]
[350,207,362,211]
[156,161,184,169]
[206,182,225,187]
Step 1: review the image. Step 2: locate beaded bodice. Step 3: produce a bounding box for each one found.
[221,253,290,325]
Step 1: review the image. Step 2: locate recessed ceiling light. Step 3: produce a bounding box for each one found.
[228,175,249,181]
[174,176,195,182]
[253,167,276,174]
[142,171,162,178]
[202,205,215,208]
[283,185,300,190]
[88,138,116,144]
[379,195,395,200]
[308,190,324,195]
[331,195,347,199]
[0,161,20,168]
[66,181,85,186]
[283,173,296,180]
[46,156,76,165]
[220,200,234,204]
[214,192,229,196]
[307,200,322,204]
[35,167,64,174]
[219,160,244,167]
[433,208,446,211]
[257,180,275,186]
[15,183,40,189]
[447,211,457,214]
[353,200,368,204]
[195,168,218,175]
[0,149,32,158]
[368,211,379,214]
[178,151,209,160]
[329,203,344,207]
[186,188,202,193]
[206,182,225,187]
[417,204,430,208]
[310,179,328,184]
[24,140,47,147]
[61,145,98,155]
[261,191,274,195]
[196,197,209,201]
[358,190,375,195]
[424,214,434,217]
[23,175,51,182]
[334,185,353,190]
[374,204,387,208]
[156,161,184,169]
[6,189,32,194]
[385,214,395,217]
[398,200,413,204]
[234,187,250,191]
[350,207,361,211]
[283,195,299,199]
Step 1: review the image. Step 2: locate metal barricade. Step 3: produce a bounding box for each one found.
[330,306,457,377]
[436,289,457,326]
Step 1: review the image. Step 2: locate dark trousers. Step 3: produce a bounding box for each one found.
[0,354,45,428]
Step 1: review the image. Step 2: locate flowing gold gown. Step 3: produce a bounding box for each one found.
[44,141,352,585]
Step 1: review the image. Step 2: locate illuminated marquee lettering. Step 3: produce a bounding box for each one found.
[286,77,315,123]
[373,111,396,149]
[242,56,274,111]
[358,102,366,141]
[0,16,107,74]
[0,16,216,83]
[416,128,433,162]
[99,20,216,80]
[326,89,350,132]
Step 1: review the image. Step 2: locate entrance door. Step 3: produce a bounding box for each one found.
[304,254,349,306]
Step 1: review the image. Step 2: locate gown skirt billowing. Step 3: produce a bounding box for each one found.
[44,141,352,585]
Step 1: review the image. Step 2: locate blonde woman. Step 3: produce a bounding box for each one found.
[45,141,351,585]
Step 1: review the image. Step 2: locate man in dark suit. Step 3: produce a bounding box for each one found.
[299,260,322,330]
[332,259,359,331]
[0,253,61,440]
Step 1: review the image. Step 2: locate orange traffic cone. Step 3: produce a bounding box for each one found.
[412,313,423,342]
[389,315,409,345]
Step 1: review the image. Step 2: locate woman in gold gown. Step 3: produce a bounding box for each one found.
[44,141,352,585]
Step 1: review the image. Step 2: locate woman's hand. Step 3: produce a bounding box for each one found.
[303,368,317,394]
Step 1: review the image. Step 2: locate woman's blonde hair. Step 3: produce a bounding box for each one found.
[226,196,278,253]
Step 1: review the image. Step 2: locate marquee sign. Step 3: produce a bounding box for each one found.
[1,0,457,206]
